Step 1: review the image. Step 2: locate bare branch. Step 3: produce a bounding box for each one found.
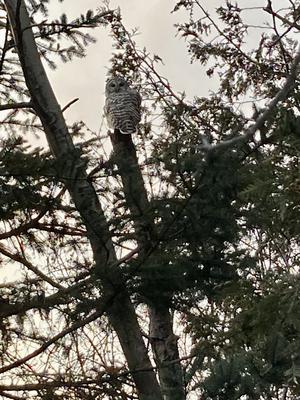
[0,391,24,400]
[0,309,104,374]
[0,379,107,392]
[0,352,198,390]
[0,243,64,289]
[0,101,33,111]
[0,18,10,75]
[61,97,79,112]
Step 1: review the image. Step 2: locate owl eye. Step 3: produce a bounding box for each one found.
[119,81,124,86]
[110,82,116,87]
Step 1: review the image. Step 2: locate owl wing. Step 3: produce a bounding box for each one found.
[129,87,142,108]
[104,96,115,130]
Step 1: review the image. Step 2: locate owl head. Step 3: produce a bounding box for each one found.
[105,76,129,95]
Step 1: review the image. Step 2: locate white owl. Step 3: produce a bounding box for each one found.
[104,76,141,135]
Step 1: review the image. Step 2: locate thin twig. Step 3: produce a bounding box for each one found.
[61,97,79,112]
[195,0,259,66]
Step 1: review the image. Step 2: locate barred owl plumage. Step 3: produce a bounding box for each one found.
[104,77,141,135]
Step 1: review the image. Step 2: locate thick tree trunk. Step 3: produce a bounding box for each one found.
[4,2,162,399]
[110,132,186,400]
[149,306,185,400]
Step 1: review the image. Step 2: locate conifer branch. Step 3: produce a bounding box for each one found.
[200,46,300,151]
[23,11,115,33]
[264,1,300,32]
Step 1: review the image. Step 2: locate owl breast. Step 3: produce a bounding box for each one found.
[105,89,141,135]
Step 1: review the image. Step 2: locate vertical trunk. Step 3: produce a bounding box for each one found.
[4,2,162,399]
[110,132,186,400]
[149,306,185,400]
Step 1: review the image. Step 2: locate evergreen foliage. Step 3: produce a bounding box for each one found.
[1,1,300,399]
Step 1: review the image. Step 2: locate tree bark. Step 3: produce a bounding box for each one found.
[110,131,186,400]
[149,305,185,400]
[4,2,162,399]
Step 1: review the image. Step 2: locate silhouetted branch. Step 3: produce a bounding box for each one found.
[0,309,104,374]
[62,97,79,112]
[0,101,33,111]
[200,46,300,151]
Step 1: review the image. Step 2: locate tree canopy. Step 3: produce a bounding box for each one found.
[1,1,300,399]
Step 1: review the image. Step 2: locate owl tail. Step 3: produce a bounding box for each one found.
[119,128,138,135]
[119,120,138,135]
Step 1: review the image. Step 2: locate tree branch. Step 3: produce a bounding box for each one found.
[0,243,64,289]
[0,18,10,75]
[195,0,259,66]
[61,97,79,112]
[0,308,104,374]
[0,352,197,390]
[0,379,108,392]
[200,46,300,151]
[22,10,115,33]
[264,1,300,32]
[0,101,33,111]
[110,131,185,400]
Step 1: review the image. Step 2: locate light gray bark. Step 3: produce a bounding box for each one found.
[4,2,162,399]
[110,133,186,400]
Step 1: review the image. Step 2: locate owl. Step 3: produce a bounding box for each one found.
[104,76,141,135]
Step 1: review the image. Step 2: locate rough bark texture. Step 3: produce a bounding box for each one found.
[110,131,186,400]
[149,306,186,400]
[4,2,162,399]
[109,133,154,244]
